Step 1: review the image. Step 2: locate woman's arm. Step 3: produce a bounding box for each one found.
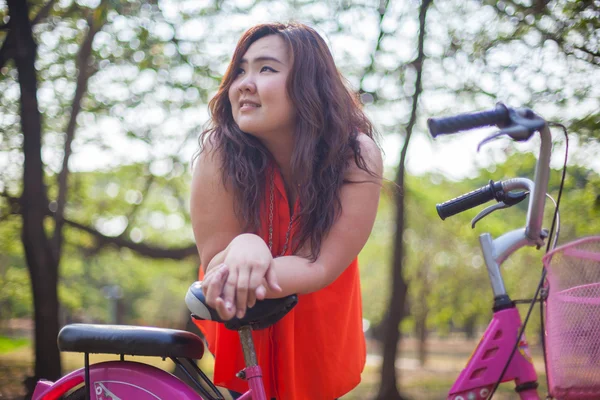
[190,140,280,319]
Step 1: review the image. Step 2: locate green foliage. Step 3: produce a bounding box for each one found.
[0,336,30,354]
[358,189,394,325]
[0,159,198,327]
[52,165,197,326]
[58,245,197,327]
[0,216,31,320]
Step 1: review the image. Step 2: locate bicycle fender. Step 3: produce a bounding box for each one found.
[32,360,205,400]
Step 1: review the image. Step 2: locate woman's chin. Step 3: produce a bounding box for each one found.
[239,127,265,139]
[236,121,268,136]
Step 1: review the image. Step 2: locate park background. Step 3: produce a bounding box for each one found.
[0,0,599,398]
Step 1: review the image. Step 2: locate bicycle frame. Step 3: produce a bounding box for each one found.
[236,326,268,400]
[446,122,553,399]
[448,307,539,400]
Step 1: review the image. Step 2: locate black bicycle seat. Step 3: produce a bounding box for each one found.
[185,281,297,330]
[58,324,204,359]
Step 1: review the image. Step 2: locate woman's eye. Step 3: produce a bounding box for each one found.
[235,68,245,76]
[260,66,276,73]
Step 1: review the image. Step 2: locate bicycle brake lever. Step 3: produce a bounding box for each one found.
[471,191,528,228]
[476,125,532,152]
[477,131,506,152]
[471,202,510,228]
[498,124,532,141]
[503,190,528,206]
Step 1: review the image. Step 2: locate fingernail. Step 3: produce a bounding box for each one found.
[237,310,244,318]
[225,301,233,311]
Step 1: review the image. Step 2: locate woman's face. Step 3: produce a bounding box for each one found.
[228,35,295,141]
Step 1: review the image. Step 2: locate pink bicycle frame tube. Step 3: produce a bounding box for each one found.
[31,361,204,400]
[448,307,540,400]
[237,365,267,400]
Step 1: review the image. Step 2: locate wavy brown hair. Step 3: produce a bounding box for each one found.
[199,22,378,260]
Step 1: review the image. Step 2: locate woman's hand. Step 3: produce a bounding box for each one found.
[203,234,281,320]
[201,263,231,319]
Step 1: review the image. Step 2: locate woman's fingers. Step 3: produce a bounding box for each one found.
[255,284,267,301]
[205,264,228,308]
[248,268,266,297]
[215,297,236,320]
[235,267,250,318]
[205,264,236,320]
[247,286,257,309]
[245,264,264,309]
[201,272,216,290]
[200,275,212,291]
[265,260,282,292]
[221,266,238,315]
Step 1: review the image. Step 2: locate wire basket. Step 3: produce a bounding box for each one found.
[544,236,600,400]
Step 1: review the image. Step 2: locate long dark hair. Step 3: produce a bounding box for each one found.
[198,22,377,260]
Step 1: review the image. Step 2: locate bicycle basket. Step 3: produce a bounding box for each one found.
[544,236,600,400]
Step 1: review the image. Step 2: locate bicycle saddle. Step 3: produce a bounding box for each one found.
[57,324,205,359]
[185,281,298,330]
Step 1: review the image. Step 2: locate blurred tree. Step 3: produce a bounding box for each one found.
[372,1,431,398]
[5,0,64,385]
[421,0,599,137]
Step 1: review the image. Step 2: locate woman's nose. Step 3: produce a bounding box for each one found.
[237,75,256,93]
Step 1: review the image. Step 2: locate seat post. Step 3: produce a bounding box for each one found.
[84,352,90,400]
[238,326,257,367]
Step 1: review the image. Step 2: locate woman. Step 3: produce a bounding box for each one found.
[190,22,382,400]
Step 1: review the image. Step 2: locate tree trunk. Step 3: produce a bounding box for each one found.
[464,315,477,340]
[53,1,106,261]
[416,309,428,367]
[8,0,62,387]
[375,180,409,400]
[374,1,431,398]
[415,262,430,367]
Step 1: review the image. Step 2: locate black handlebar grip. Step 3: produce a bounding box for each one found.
[436,183,497,220]
[427,103,510,137]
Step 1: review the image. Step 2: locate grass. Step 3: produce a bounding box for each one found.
[0,336,30,354]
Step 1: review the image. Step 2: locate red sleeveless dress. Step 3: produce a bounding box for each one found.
[194,167,366,399]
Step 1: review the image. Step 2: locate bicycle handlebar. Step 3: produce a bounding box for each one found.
[437,180,503,220]
[427,103,510,137]
[428,104,552,285]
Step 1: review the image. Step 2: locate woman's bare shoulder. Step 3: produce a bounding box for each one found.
[348,133,383,178]
[192,136,231,191]
[190,135,242,264]
[191,135,235,223]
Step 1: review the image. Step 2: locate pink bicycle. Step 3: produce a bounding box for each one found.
[428,104,600,399]
[31,283,297,399]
